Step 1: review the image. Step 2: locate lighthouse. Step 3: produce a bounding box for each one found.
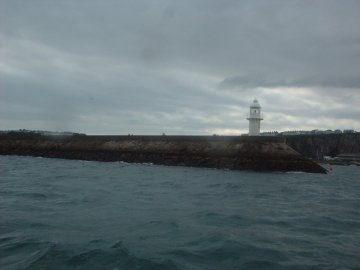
[247,99,263,136]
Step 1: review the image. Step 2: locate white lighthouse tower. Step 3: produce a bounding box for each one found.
[247,99,263,136]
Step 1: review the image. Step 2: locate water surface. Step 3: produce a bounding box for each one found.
[0,156,359,269]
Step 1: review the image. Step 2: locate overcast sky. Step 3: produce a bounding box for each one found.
[1,0,359,135]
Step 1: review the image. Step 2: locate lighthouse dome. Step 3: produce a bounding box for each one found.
[250,99,261,108]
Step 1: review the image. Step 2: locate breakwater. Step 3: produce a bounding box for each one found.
[0,133,326,173]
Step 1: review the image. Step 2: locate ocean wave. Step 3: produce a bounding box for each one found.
[0,237,53,270]
[28,242,179,270]
[1,156,360,269]
[1,238,180,270]
[164,240,294,269]
[18,192,48,200]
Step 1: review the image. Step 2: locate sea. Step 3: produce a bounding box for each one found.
[0,155,359,270]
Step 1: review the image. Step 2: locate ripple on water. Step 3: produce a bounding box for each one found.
[0,156,359,270]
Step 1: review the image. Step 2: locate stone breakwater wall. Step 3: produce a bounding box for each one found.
[0,134,327,173]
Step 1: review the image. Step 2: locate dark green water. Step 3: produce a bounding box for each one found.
[0,155,359,270]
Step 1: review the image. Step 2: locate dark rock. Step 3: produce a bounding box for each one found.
[0,134,327,173]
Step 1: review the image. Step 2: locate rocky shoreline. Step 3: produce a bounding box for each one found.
[0,133,327,173]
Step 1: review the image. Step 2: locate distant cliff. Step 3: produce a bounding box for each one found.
[284,133,360,160]
[0,133,326,173]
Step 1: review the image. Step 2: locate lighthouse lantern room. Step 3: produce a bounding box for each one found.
[247,99,263,136]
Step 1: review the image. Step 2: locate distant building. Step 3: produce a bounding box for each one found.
[261,131,279,136]
[278,129,357,136]
[247,99,263,136]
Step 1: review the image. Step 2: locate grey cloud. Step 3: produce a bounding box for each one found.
[219,75,360,90]
[1,0,360,134]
